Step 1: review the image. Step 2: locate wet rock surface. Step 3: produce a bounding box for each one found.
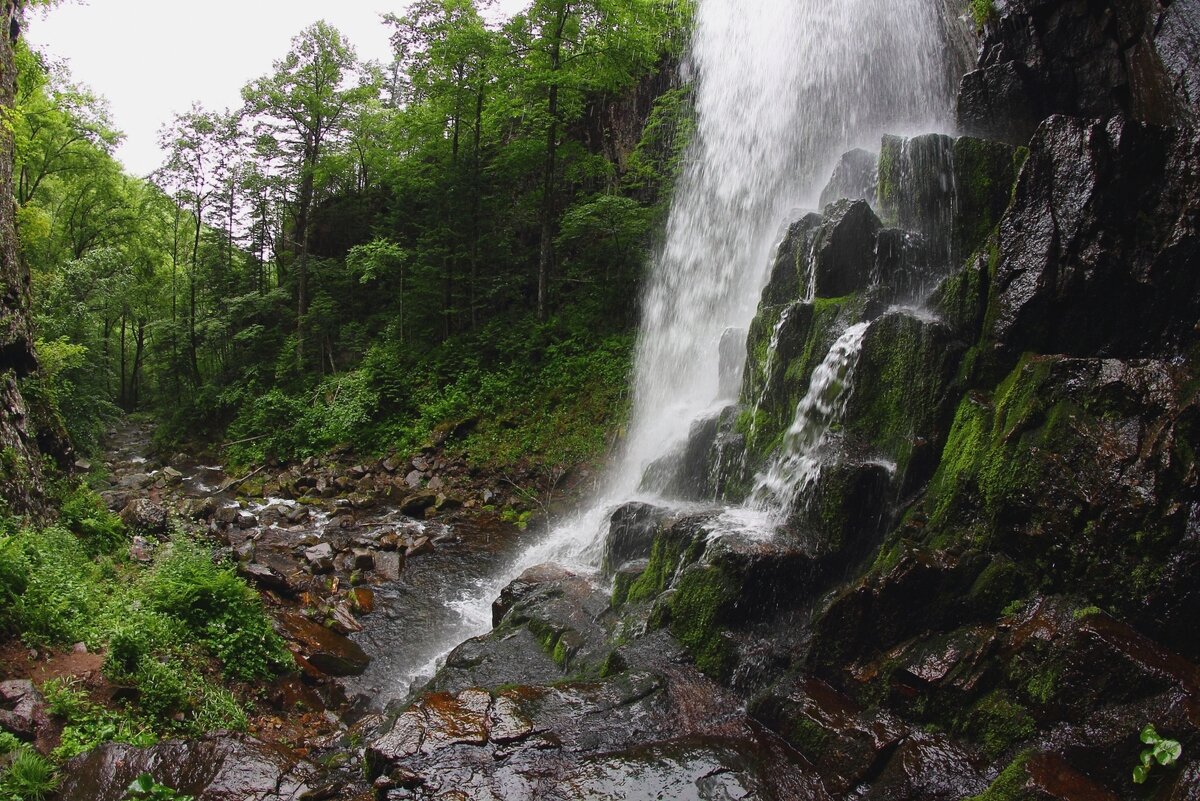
[56,735,317,801]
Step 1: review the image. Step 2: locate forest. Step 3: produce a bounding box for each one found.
[14,0,691,468]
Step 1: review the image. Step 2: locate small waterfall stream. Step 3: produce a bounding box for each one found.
[387,0,954,699]
[749,321,871,522]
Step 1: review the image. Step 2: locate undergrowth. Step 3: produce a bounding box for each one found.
[0,491,291,795]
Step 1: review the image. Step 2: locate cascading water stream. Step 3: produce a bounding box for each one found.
[386,0,954,699]
[748,321,871,523]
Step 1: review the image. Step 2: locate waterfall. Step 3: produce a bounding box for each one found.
[390,0,953,698]
[749,321,871,522]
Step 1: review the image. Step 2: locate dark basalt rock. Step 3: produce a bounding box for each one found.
[862,732,989,801]
[367,665,831,800]
[760,213,823,307]
[986,116,1200,367]
[811,199,883,298]
[758,200,882,308]
[878,133,955,252]
[749,677,908,795]
[956,0,1200,144]
[819,147,879,210]
[639,411,725,500]
[55,735,316,801]
[602,501,671,576]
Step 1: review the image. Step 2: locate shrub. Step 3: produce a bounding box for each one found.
[0,534,30,635]
[142,539,291,680]
[57,483,126,557]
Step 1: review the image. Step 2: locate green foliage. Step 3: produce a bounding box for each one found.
[123,774,194,801]
[0,747,59,801]
[0,533,30,635]
[1133,724,1182,784]
[970,0,998,29]
[142,539,291,680]
[55,481,126,557]
[42,677,157,761]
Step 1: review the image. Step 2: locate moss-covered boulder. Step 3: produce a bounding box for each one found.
[739,296,864,465]
[877,133,956,248]
[839,310,966,489]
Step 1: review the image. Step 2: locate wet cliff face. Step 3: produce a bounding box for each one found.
[359,4,1200,800]
[0,0,46,516]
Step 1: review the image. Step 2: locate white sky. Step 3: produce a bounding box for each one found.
[24,0,528,178]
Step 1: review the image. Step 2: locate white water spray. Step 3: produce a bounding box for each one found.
[391,0,953,697]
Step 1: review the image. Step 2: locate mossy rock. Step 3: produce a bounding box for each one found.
[739,295,865,464]
[842,309,966,484]
[951,136,1025,265]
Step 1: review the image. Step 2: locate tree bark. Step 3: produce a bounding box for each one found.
[537,4,569,322]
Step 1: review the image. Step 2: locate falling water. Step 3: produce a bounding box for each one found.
[387,0,954,698]
[749,321,871,522]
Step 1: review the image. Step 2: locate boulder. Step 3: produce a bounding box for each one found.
[819,147,878,209]
[55,735,315,801]
[955,0,1200,144]
[119,498,169,536]
[986,116,1200,367]
[303,542,335,574]
[276,612,370,677]
[601,502,670,576]
[0,680,50,742]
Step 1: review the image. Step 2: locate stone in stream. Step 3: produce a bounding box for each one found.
[119,498,170,537]
[304,542,335,574]
[276,612,370,677]
[404,470,423,489]
[351,548,375,571]
[373,550,404,581]
[405,536,433,558]
[238,562,297,597]
[400,492,438,517]
[212,505,240,525]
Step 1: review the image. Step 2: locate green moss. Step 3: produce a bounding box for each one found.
[552,637,570,668]
[877,135,903,224]
[1025,664,1060,706]
[953,137,1019,259]
[925,355,1074,539]
[741,295,862,461]
[964,690,1036,758]
[845,311,960,473]
[599,650,627,678]
[784,717,830,757]
[622,531,701,606]
[966,751,1036,801]
[668,565,739,681]
[968,557,1028,617]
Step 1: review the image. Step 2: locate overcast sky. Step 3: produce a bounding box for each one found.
[24,0,528,177]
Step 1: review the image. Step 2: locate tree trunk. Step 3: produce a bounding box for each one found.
[0,1,47,514]
[537,5,569,322]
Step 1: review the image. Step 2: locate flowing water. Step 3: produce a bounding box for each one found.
[386,0,954,699]
[749,321,871,522]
